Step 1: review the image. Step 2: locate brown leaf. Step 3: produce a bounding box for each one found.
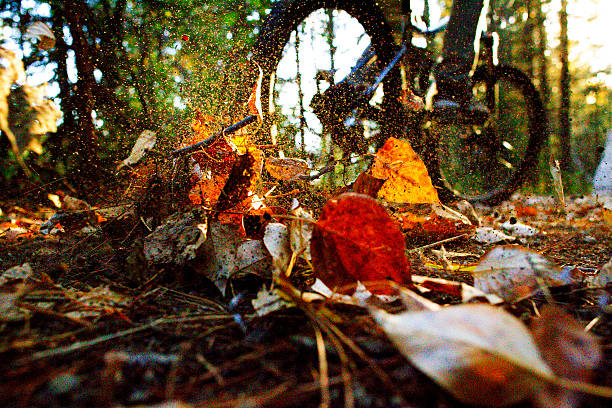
[24,22,56,50]
[195,222,270,295]
[531,305,603,408]
[372,304,557,407]
[397,202,474,242]
[215,149,262,212]
[310,193,410,293]
[265,157,310,181]
[352,172,385,198]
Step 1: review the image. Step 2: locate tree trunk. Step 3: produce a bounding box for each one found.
[63,0,99,176]
[48,4,75,163]
[523,0,535,78]
[559,0,572,169]
[535,0,550,112]
[296,24,305,154]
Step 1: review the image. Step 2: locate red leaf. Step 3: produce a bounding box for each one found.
[310,193,411,293]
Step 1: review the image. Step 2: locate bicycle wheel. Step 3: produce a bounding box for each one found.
[430,64,547,205]
[251,0,402,182]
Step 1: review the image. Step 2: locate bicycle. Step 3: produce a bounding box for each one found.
[249,0,547,205]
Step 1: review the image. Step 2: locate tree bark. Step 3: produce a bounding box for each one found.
[559,0,572,169]
[523,0,535,79]
[63,0,99,175]
[535,0,550,112]
[296,24,305,153]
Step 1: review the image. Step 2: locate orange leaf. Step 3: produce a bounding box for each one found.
[370,137,439,204]
[247,63,264,121]
[186,112,237,172]
[310,193,411,293]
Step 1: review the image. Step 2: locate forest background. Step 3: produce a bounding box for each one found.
[0,0,610,198]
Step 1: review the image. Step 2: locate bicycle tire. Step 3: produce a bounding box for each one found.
[252,0,402,167]
[431,64,548,206]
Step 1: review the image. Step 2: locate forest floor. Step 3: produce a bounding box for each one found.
[1,178,611,408]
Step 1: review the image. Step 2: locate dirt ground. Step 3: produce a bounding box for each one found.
[1,185,611,408]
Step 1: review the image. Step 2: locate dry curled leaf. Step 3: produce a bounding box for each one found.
[265,157,310,181]
[117,130,157,170]
[24,22,56,50]
[289,202,314,260]
[215,149,262,212]
[371,304,557,407]
[473,227,517,244]
[263,222,291,277]
[310,193,410,293]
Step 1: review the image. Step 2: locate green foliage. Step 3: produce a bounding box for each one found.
[0,0,272,181]
[0,0,608,199]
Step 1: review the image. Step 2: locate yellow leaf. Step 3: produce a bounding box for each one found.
[371,137,439,204]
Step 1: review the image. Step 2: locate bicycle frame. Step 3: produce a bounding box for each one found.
[335,0,501,130]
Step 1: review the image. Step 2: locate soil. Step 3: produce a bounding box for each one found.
[1,185,611,408]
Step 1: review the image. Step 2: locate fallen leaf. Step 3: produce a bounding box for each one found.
[0,223,30,240]
[351,172,385,197]
[0,263,33,286]
[411,275,504,305]
[196,222,270,295]
[601,197,612,226]
[248,62,264,121]
[24,22,55,50]
[398,202,474,241]
[371,304,556,407]
[265,157,310,181]
[252,286,289,317]
[455,199,480,226]
[583,256,612,288]
[516,203,539,218]
[0,263,32,322]
[471,245,572,301]
[370,137,439,204]
[501,219,538,237]
[473,227,517,244]
[0,48,61,165]
[310,193,410,293]
[531,305,603,408]
[187,112,237,173]
[289,202,314,260]
[215,149,262,212]
[263,222,292,276]
[144,210,207,266]
[117,130,157,170]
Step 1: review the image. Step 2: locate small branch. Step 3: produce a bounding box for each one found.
[406,233,468,253]
[170,115,258,158]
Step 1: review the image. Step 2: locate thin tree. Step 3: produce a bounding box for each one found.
[295,24,306,153]
[559,0,572,169]
[535,0,550,112]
